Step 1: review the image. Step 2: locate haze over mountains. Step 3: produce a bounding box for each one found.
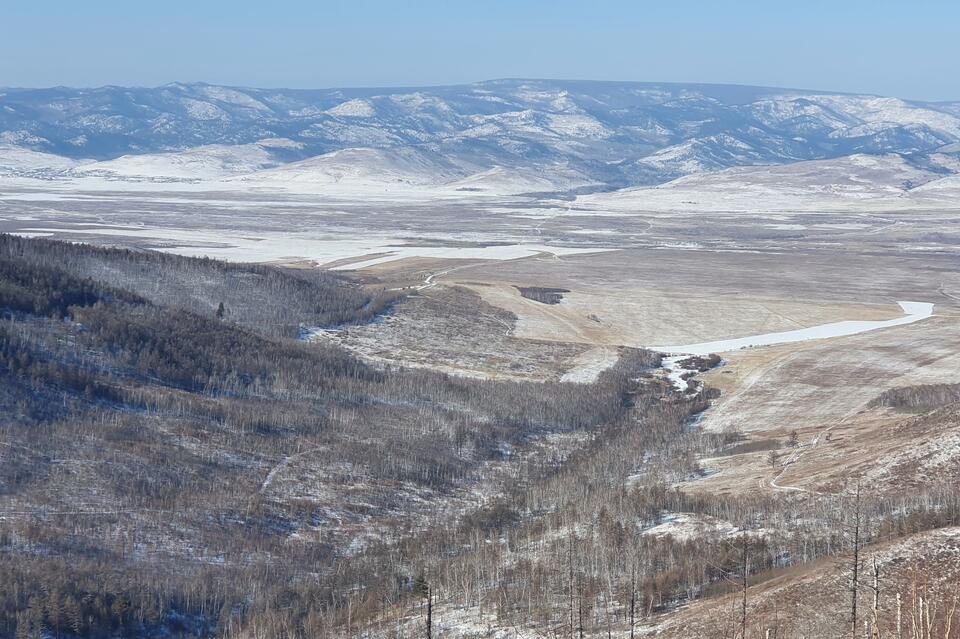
[2,79,960,195]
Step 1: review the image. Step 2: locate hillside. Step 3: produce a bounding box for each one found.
[0,235,679,637]
[0,144,84,178]
[228,146,469,191]
[578,152,960,212]
[69,140,301,182]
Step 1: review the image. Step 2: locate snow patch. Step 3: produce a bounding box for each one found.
[560,347,619,383]
[326,99,376,118]
[639,512,740,541]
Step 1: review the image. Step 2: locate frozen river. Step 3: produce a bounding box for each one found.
[651,301,934,356]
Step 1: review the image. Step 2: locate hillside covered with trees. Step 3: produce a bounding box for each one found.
[0,235,958,638]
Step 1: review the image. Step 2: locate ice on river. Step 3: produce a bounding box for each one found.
[651,301,934,356]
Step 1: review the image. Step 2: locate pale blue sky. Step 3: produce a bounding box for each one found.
[1,1,957,100]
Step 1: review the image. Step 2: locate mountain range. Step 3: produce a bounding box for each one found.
[2,79,960,193]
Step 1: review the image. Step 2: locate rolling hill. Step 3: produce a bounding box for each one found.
[3,80,960,191]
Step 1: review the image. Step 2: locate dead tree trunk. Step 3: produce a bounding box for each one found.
[568,540,575,639]
[741,529,749,639]
[869,556,881,639]
[850,482,862,639]
[895,592,902,639]
[578,573,584,639]
[426,585,432,639]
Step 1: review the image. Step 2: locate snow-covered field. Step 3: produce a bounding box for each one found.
[7,223,613,269]
[329,243,613,271]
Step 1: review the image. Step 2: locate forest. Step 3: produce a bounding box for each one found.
[0,234,958,638]
[515,286,571,305]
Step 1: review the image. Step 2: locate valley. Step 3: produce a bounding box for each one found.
[2,79,960,638]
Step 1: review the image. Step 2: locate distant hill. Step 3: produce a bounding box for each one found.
[580,152,960,211]
[2,79,960,191]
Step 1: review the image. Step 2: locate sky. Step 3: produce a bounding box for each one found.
[1,1,958,101]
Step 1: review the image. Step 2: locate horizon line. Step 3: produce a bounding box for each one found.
[1,78,944,102]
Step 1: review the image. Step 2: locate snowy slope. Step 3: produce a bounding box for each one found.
[581,153,959,212]
[662,153,945,195]
[70,140,300,182]
[0,144,85,178]
[226,147,597,196]
[228,146,468,190]
[442,164,598,194]
[911,173,960,197]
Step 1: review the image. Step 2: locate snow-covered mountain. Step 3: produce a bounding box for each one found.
[2,79,960,191]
